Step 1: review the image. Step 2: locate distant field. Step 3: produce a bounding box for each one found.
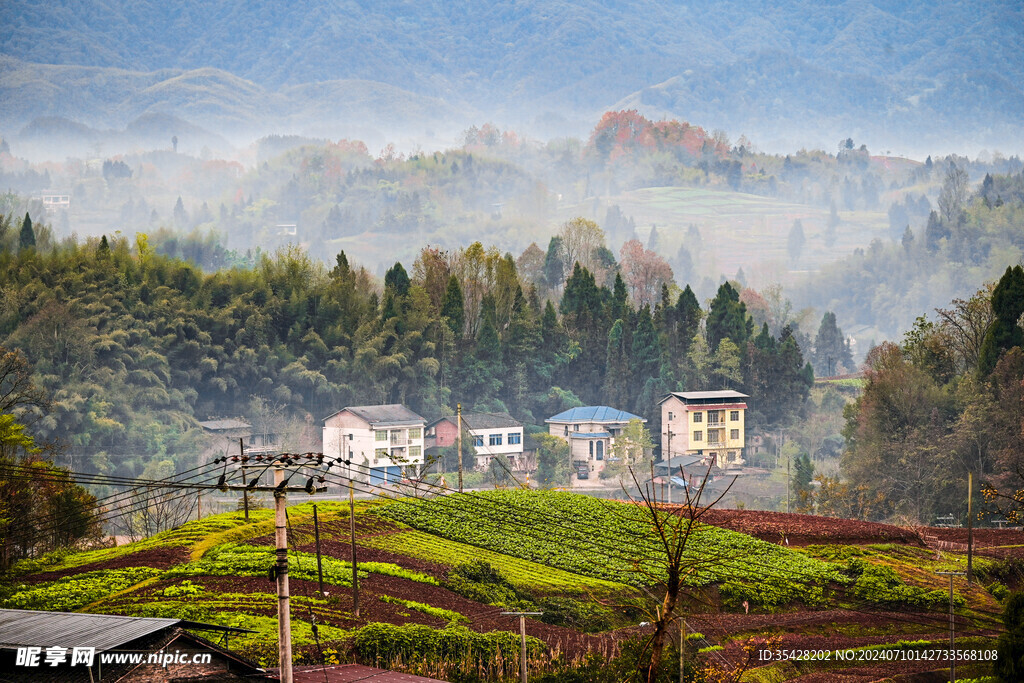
[562,186,892,286]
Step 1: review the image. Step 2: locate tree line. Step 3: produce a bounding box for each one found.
[0,211,827,488]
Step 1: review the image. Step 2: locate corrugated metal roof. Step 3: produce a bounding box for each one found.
[545,406,645,424]
[324,404,425,426]
[0,610,180,652]
[0,610,251,653]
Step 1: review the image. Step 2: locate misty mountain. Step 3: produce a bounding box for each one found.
[1,0,1021,151]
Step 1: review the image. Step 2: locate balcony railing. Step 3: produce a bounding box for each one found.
[390,436,409,446]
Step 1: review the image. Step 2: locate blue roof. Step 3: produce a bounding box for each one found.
[546,406,645,424]
[569,431,612,439]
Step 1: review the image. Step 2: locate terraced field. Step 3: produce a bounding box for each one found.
[1,492,1012,680]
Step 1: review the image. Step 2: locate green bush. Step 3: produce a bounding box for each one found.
[352,622,542,671]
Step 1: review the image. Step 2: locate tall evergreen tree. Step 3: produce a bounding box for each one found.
[18,213,35,251]
[602,319,631,408]
[812,311,853,376]
[706,282,751,352]
[543,236,564,288]
[440,275,465,336]
[980,265,1024,375]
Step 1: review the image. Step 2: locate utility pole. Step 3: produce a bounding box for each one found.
[239,438,249,521]
[666,430,673,505]
[350,480,359,618]
[457,403,464,493]
[227,454,325,683]
[313,504,324,597]
[967,472,974,585]
[273,466,293,683]
[501,611,542,683]
[936,571,965,683]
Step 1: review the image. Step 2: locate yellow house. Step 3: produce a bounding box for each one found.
[658,390,748,469]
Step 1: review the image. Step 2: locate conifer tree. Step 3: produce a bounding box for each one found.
[440,275,465,336]
[18,213,34,251]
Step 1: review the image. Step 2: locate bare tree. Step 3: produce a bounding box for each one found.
[624,465,735,681]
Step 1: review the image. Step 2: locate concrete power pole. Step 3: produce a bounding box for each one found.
[273,467,293,683]
[228,455,326,683]
[501,612,542,683]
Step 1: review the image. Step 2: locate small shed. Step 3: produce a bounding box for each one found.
[0,608,262,682]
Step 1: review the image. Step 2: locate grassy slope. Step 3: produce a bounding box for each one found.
[563,186,890,282]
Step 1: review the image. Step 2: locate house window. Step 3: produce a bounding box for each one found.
[374,448,387,460]
[693,430,703,441]
[589,441,594,457]
[574,424,580,431]
[375,430,387,442]
[564,426,569,435]
[693,412,702,423]
[668,412,674,421]
[730,410,740,421]
[708,411,722,425]
[410,445,422,458]
[489,434,502,446]
[508,433,521,445]
[473,435,484,448]
[728,450,737,462]
[596,441,604,460]
[731,429,740,440]
[408,427,422,440]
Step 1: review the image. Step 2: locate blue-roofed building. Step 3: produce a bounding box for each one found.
[545,406,646,479]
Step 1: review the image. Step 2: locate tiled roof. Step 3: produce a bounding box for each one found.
[662,390,749,402]
[198,418,252,431]
[545,406,645,424]
[429,412,522,430]
[324,404,425,425]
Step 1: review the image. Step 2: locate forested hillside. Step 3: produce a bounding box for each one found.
[838,257,1024,525]
[0,209,817,483]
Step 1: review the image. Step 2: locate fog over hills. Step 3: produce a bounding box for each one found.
[1,0,1021,154]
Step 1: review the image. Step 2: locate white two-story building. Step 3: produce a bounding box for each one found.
[322,404,427,485]
[426,412,524,470]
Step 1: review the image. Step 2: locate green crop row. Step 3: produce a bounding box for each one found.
[376,490,846,607]
[362,528,627,595]
[379,595,467,623]
[1,567,161,611]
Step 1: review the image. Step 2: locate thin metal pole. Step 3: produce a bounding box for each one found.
[350,480,359,618]
[667,430,673,505]
[949,574,955,683]
[937,571,964,683]
[457,403,463,493]
[679,615,685,682]
[967,472,974,584]
[274,467,293,683]
[313,504,324,597]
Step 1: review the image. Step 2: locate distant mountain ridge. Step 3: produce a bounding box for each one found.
[1,0,1021,152]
